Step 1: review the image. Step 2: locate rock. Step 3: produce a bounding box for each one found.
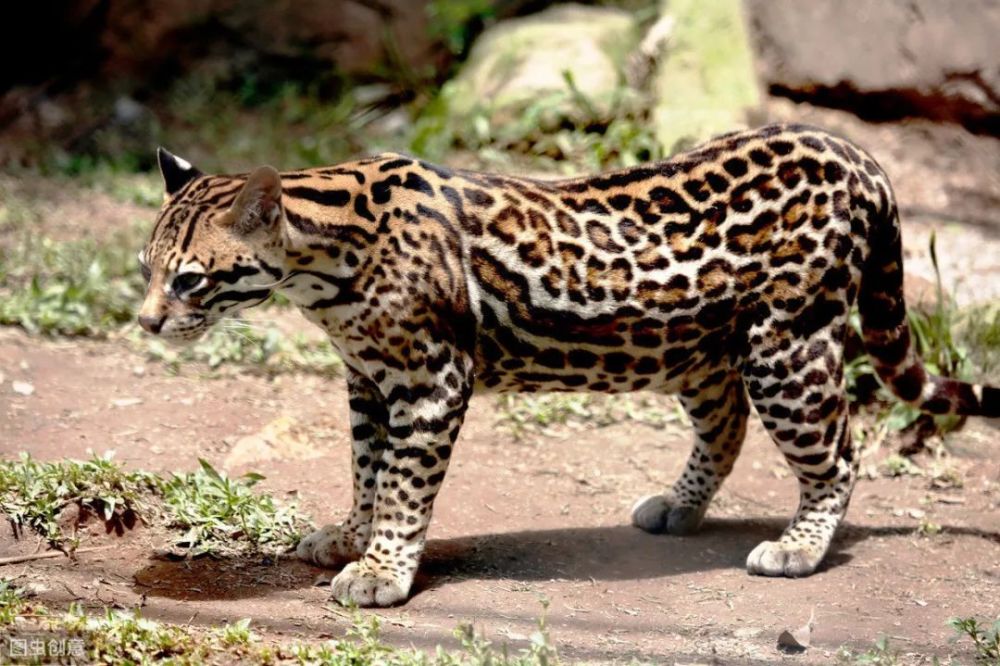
[98,0,437,80]
[439,4,639,131]
[746,0,1000,133]
[11,380,34,396]
[651,0,761,153]
[223,416,322,469]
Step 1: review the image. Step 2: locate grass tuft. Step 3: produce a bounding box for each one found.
[0,580,31,627]
[411,73,660,173]
[160,458,310,556]
[949,616,1000,664]
[0,232,147,336]
[0,452,157,550]
[4,600,561,665]
[496,393,686,441]
[0,453,310,556]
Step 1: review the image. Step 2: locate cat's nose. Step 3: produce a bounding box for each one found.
[138,314,166,334]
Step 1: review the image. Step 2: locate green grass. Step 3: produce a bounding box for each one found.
[0,230,148,336]
[847,234,976,445]
[0,580,30,627]
[496,393,687,441]
[0,452,158,550]
[411,71,661,173]
[1,584,560,665]
[836,635,899,665]
[958,303,1000,380]
[0,453,310,556]
[33,74,372,176]
[950,617,1000,664]
[159,458,309,556]
[139,320,343,377]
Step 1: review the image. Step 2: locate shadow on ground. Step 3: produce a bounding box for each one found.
[129,517,1000,602]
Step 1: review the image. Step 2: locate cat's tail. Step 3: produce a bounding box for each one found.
[858,203,998,417]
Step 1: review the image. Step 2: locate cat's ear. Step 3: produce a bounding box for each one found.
[225,165,283,235]
[157,147,203,196]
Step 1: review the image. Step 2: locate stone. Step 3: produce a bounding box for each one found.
[746,0,1000,133]
[440,4,639,131]
[651,0,761,154]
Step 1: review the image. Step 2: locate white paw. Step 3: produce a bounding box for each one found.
[746,540,822,577]
[330,561,408,607]
[296,524,364,567]
[630,494,706,535]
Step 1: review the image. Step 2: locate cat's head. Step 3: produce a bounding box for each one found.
[137,149,288,342]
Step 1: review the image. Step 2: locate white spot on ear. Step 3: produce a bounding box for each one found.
[174,155,193,171]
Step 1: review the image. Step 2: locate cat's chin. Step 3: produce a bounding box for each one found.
[158,330,208,347]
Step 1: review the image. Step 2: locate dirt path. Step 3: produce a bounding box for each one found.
[3,112,1000,663]
[2,329,998,664]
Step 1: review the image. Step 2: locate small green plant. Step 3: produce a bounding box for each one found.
[411,69,659,173]
[950,616,1000,664]
[0,580,30,627]
[881,454,923,478]
[916,517,942,537]
[140,320,343,376]
[160,458,310,556]
[0,452,158,550]
[214,617,255,647]
[496,393,685,441]
[0,453,310,556]
[837,635,899,665]
[958,303,1000,379]
[0,231,147,336]
[846,234,971,444]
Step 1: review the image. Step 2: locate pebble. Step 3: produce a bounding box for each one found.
[12,380,34,396]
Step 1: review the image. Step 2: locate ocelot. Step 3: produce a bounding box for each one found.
[138,124,999,606]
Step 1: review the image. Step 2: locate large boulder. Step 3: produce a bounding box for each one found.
[438,4,639,130]
[746,0,1000,133]
[650,0,761,153]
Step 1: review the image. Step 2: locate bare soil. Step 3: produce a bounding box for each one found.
[2,113,1000,664]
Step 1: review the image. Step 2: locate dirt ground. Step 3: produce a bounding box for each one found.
[2,111,1000,664]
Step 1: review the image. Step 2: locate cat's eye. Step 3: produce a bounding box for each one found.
[172,272,206,295]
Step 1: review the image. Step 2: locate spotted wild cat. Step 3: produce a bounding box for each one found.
[137,124,999,606]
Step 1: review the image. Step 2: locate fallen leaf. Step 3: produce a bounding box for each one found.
[777,608,815,654]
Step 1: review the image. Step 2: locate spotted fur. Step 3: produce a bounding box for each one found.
[139,126,999,607]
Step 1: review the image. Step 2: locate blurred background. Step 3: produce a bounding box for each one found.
[1,0,997,174]
[0,0,998,416]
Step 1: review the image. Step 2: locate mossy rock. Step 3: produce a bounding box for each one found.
[652,0,761,154]
[442,4,639,130]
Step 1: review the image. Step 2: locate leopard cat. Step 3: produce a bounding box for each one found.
[138,124,999,607]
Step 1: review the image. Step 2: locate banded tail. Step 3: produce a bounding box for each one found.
[859,206,999,418]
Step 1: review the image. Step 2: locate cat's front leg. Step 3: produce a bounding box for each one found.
[297,371,388,566]
[329,345,473,607]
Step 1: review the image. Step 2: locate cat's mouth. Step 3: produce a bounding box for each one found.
[140,312,212,345]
